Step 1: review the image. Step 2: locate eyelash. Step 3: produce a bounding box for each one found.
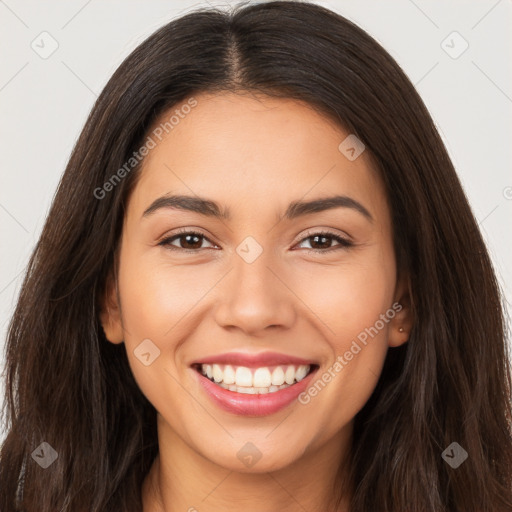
[158,228,354,253]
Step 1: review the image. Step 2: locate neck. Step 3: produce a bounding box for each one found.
[142,414,353,512]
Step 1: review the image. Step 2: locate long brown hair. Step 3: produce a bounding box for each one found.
[1,1,511,511]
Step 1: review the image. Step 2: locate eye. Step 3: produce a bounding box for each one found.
[294,230,353,252]
[158,229,353,253]
[158,230,217,252]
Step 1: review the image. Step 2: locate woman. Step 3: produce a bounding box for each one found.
[1,1,511,511]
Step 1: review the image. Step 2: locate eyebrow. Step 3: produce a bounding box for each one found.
[142,194,373,222]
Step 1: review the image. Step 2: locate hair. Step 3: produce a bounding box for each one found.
[1,1,511,511]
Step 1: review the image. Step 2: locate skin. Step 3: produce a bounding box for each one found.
[100,91,413,512]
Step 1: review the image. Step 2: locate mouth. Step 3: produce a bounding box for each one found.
[191,355,319,417]
[191,362,319,395]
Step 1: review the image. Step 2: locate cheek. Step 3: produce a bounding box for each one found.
[290,250,395,419]
[118,251,212,339]
[290,251,396,346]
[114,247,209,397]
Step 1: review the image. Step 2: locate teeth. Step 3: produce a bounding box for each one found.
[212,364,223,383]
[285,365,295,384]
[218,382,293,394]
[271,366,285,386]
[295,365,309,382]
[253,367,272,387]
[199,363,312,389]
[235,366,253,387]
[223,365,236,385]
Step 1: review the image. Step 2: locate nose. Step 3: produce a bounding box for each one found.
[213,247,296,337]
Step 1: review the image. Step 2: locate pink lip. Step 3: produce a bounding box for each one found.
[193,365,319,416]
[190,351,317,368]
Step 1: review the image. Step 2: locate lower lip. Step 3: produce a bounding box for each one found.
[194,367,318,416]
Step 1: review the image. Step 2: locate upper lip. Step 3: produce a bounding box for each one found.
[191,351,318,368]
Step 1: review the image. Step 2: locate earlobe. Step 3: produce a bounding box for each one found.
[99,272,124,344]
[388,275,414,348]
[388,305,412,347]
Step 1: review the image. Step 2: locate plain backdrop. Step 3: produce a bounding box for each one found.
[1,0,511,442]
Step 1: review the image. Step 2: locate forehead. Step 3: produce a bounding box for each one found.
[127,91,389,227]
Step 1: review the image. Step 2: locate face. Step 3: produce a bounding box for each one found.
[100,91,411,474]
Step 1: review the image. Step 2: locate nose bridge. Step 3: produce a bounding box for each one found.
[234,244,275,298]
[214,236,296,333]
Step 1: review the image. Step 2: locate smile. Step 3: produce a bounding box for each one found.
[194,363,314,394]
[190,352,320,416]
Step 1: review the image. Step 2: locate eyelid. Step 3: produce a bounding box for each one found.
[158,227,354,252]
[157,227,218,250]
[295,227,353,245]
[293,229,353,252]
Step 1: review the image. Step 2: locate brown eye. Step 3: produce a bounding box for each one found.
[296,231,353,252]
[159,231,216,251]
[158,229,352,254]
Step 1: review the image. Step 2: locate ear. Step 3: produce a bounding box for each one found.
[99,270,124,344]
[388,272,414,348]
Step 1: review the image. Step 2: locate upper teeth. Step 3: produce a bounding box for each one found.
[201,364,310,387]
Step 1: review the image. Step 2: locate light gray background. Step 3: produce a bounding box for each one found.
[1,0,511,442]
